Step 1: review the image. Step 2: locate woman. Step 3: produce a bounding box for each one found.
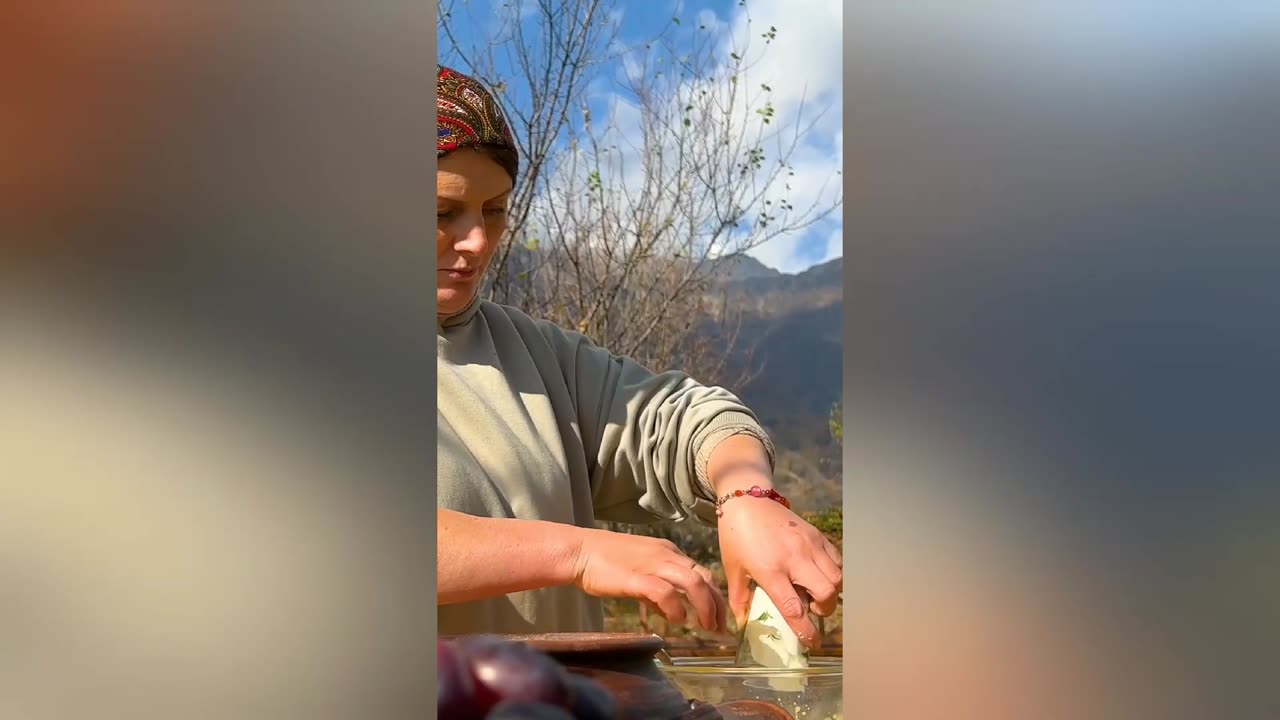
[436,65,842,646]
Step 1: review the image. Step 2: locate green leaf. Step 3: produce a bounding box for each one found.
[525,237,540,251]
[756,611,771,622]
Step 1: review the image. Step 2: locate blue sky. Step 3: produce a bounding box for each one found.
[440,0,844,274]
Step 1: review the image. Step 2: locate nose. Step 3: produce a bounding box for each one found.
[452,213,489,255]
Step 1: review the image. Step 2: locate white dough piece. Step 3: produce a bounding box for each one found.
[739,586,810,692]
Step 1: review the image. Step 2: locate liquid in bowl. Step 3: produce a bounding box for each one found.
[657,656,843,720]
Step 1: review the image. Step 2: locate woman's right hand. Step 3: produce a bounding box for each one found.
[570,527,728,633]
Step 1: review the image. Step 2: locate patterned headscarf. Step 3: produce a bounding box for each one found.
[437,65,519,181]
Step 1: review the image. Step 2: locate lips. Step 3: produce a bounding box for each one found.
[441,268,476,280]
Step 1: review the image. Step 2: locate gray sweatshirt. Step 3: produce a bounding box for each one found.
[436,296,773,635]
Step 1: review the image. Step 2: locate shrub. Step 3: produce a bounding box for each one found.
[803,507,842,544]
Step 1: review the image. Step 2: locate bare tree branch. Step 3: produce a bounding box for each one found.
[439,0,841,387]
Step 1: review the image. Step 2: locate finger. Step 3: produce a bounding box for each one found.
[823,537,843,569]
[755,572,819,650]
[641,597,696,633]
[726,565,753,631]
[639,598,670,631]
[790,561,839,617]
[812,542,843,591]
[655,562,721,632]
[629,575,687,626]
[693,563,729,633]
[654,538,681,555]
[640,599,661,619]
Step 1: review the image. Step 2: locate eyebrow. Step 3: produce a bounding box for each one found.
[436,190,511,206]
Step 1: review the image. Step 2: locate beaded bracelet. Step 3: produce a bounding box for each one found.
[715,485,791,517]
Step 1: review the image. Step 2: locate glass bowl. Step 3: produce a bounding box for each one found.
[656,656,843,720]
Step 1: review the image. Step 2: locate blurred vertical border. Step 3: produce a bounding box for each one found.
[2,2,440,719]
[843,2,1280,718]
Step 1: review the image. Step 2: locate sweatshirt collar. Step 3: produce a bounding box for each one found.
[437,293,481,331]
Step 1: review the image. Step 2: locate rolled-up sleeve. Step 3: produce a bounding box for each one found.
[537,321,775,526]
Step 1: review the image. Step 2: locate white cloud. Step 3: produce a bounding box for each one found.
[746,233,807,273]
[723,0,844,272]
[824,225,844,263]
[695,8,729,37]
[746,224,842,274]
[722,0,842,126]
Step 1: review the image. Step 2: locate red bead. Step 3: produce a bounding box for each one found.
[749,486,763,497]
[734,489,743,497]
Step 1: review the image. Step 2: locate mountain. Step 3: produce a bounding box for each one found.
[718,258,843,464]
[725,256,841,292]
[488,246,843,471]
[715,254,783,282]
[718,257,842,318]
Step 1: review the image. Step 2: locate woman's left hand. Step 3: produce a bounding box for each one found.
[717,484,843,649]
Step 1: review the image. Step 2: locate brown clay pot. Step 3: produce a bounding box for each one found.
[473,633,722,720]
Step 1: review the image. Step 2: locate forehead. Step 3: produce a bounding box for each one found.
[436,150,512,199]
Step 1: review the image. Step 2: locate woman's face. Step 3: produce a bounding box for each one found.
[436,150,512,316]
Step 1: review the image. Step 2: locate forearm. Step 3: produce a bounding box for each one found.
[437,508,583,605]
[706,434,775,495]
